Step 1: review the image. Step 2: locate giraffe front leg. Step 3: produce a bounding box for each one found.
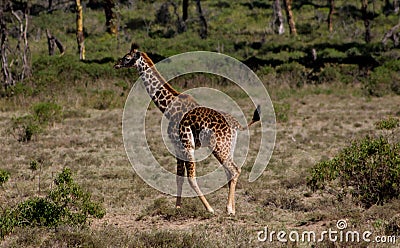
[176,159,185,209]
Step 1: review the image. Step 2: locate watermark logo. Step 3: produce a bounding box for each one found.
[257,220,397,244]
[336,219,348,230]
[122,51,276,197]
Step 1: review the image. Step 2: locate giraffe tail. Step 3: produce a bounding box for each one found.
[246,105,261,128]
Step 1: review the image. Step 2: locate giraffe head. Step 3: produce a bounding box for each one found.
[114,43,141,69]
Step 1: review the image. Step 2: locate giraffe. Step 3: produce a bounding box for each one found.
[114,43,260,215]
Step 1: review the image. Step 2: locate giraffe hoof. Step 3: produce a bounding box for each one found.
[208,208,215,214]
[227,206,235,216]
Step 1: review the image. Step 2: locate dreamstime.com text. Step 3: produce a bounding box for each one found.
[257,220,397,244]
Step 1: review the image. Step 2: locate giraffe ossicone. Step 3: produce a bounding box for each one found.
[115,44,273,215]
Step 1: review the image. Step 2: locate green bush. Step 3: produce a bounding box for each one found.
[32,102,63,125]
[307,136,400,208]
[319,48,346,59]
[365,60,400,96]
[10,115,42,142]
[375,116,399,130]
[9,102,63,142]
[337,64,359,84]
[318,65,341,84]
[276,62,307,87]
[0,169,10,187]
[0,168,105,239]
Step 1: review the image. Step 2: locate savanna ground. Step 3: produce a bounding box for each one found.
[1,0,400,247]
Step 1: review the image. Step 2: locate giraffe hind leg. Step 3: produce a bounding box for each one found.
[176,159,185,209]
[225,159,241,215]
[213,151,240,216]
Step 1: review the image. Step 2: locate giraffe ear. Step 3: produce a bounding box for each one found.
[131,43,139,52]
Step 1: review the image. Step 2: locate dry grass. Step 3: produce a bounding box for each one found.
[1,82,400,247]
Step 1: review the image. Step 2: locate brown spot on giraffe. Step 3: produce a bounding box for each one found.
[114,43,260,215]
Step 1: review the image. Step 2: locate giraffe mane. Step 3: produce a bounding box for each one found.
[141,52,180,96]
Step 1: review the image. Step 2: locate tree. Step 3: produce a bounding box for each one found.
[195,0,207,39]
[0,4,14,88]
[361,0,371,43]
[182,0,188,21]
[328,0,335,32]
[384,0,399,14]
[283,0,297,35]
[46,29,65,56]
[75,0,85,60]
[382,22,400,47]
[1,1,31,89]
[12,5,31,81]
[177,0,207,38]
[273,0,285,35]
[48,0,53,12]
[103,0,118,35]
[170,1,186,33]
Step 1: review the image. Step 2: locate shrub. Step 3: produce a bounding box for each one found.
[375,116,399,130]
[0,169,10,187]
[317,65,341,84]
[9,102,63,142]
[365,60,400,96]
[0,168,105,239]
[48,168,106,224]
[32,102,63,125]
[276,62,307,87]
[307,136,400,208]
[10,115,42,142]
[365,66,392,97]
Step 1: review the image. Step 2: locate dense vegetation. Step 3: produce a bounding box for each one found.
[1,0,400,100]
[0,168,105,239]
[308,131,400,208]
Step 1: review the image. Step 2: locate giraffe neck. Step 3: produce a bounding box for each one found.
[137,54,180,115]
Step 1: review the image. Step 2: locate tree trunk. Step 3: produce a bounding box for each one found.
[0,5,14,88]
[182,0,188,21]
[170,1,186,33]
[46,29,65,56]
[382,22,400,47]
[46,29,55,56]
[283,0,297,35]
[194,0,207,39]
[273,0,285,35]
[328,0,335,32]
[395,0,399,13]
[103,0,118,35]
[11,4,31,81]
[361,0,371,43]
[76,0,85,60]
[48,0,53,12]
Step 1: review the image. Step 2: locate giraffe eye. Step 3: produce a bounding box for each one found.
[124,56,132,62]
